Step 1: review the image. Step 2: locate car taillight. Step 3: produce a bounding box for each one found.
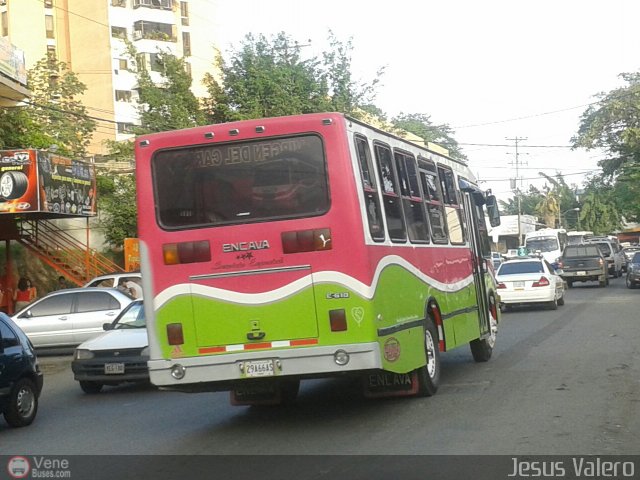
[163,240,211,265]
[167,323,184,345]
[532,276,550,287]
[282,228,332,253]
[329,309,347,332]
[496,282,506,289]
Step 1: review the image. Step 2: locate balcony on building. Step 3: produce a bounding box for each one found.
[133,21,177,42]
[132,0,174,10]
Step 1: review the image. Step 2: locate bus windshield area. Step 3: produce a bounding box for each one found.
[525,237,559,253]
[152,135,329,229]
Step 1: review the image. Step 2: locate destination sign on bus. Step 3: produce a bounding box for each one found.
[194,137,314,168]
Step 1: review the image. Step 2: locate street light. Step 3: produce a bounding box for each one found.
[561,207,580,230]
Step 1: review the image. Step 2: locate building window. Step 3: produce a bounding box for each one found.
[133,0,172,10]
[111,0,126,6]
[45,15,55,39]
[180,1,189,26]
[184,61,191,78]
[118,58,129,71]
[182,32,191,57]
[1,12,8,37]
[138,53,162,72]
[133,20,175,42]
[117,122,135,134]
[44,0,53,7]
[46,45,56,61]
[111,26,127,39]
[115,90,132,102]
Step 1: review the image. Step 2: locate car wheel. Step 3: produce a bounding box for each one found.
[79,381,103,394]
[626,275,635,289]
[0,171,29,200]
[547,298,558,310]
[557,294,565,306]
[566,280,573,288]
[415,317,441,397]
[3,378,38,428]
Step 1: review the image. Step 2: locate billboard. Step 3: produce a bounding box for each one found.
[0,149,96,216]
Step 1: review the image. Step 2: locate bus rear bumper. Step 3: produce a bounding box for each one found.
[148,342,382,391]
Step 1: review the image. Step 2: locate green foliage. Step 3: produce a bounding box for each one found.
[391,113,467,161]
[577,181,621,235]
[573,71,640,222]
[204,31,383,122]
[0,57,95,156]
[96,173,138,247]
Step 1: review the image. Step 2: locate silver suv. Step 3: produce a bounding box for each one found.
[584,237,624,278]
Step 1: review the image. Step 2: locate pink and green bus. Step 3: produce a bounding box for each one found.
[135,112,501,404]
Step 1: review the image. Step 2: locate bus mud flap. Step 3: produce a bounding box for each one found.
[363,370,419,398]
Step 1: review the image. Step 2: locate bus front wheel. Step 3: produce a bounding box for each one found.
[415,318,441,397]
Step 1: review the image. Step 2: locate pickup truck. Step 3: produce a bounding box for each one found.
[559,245,608,288]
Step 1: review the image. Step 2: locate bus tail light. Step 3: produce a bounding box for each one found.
[496,282,506,289]
[281,228,332,254]
[532,277,550,287]
[163,240,211,265]
[167,323,184,345]
[329,309,347,332]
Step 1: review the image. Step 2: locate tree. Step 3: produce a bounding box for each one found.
[391,113,467,160]
[204,31,383,122]
[577,182,621,235]
[572,71,640,222]
[96,173,138,247]
[0,57,95,156]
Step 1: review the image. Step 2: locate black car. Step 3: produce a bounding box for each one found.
[0,312,44,427]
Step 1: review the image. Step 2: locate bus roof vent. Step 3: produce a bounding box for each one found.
[255,126,265,133]
[229,128,240,136]
[322,118,333,125]
[204,132,214,139]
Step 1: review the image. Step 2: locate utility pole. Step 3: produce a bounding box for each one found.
[506,137,528,246]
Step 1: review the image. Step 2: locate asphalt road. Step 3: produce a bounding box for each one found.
[2,276,639,458]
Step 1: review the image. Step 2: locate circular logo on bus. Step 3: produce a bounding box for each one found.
[384,337,401,362]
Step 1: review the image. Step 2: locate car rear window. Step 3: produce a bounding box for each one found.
[633,252,640,263]
[564,246,600,258]
[498,261,544,275]
[591,242,612,256]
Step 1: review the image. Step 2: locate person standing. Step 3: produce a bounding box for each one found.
[26,278,37,302]
[13,277,32,312]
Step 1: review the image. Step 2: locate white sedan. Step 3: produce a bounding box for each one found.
[496,257,566,311]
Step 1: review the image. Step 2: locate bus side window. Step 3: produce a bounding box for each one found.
[354,135,385,241]
[438,166,465,245]
[418,159,448,244]
[374,143,406,243]
[395,151,429,243]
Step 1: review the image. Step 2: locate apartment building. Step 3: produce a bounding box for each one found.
[0,0,218,155]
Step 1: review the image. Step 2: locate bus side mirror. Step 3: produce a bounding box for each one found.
[486,195,501,227]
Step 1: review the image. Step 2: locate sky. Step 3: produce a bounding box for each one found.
[213,0,640,202]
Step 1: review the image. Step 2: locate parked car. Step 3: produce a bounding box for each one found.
[559,244,608,288]
[625,252,640,289]
[621,246,640,273]
[72,300,148,394]
[496,256,565,311]
[0,312,44,427]
[11,288,134,348]
[584,237,624,278]
[84,272,142,290]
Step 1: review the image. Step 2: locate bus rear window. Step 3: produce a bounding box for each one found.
[152,135,329,228]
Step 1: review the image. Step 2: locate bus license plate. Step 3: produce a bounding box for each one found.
[105,363,125,375]
[244,359,275,377]
[514,281,525,290]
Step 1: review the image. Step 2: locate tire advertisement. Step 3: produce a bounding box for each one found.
[0,149,96,216]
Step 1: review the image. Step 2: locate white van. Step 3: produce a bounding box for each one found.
[524,228,567,266]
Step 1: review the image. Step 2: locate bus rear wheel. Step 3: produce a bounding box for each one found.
[470,298,497,363]
[415,318,440,397]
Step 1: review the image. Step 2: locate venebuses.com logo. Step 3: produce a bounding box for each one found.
[7,456,71,479]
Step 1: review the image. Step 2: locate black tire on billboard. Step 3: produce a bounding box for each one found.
[0,171,29,200]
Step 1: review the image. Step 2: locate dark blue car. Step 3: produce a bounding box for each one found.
[0,312,44,427]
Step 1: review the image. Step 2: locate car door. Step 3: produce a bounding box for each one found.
[13,294,75,347]
[0,320,26,397]
[71,291,123,344]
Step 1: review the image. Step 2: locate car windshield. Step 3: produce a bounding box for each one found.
[113,302,145,329]
[525,237,558,252]
[498,261,544,275]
